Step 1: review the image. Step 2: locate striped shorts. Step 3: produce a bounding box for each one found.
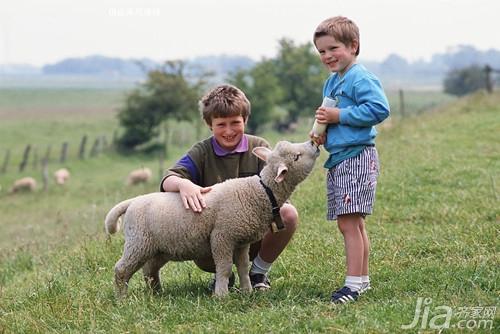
[326,146,380,220]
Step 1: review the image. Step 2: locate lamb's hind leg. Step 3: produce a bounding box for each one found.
[114,240,151,299]
[234,245,252,293]
[114,257,145,299]
[143,253,169,293]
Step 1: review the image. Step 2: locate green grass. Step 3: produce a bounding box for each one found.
[0,88,125,169]
[0,89,498,333]
[385,89,456,117]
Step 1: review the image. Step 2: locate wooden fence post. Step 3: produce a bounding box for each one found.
[399,89,405,117]
[42,157,49,191]
[60,142,68,163]
[1,149,10,174]
[44,145,52,165]
[79,135,88,159]
[19,144,31,172]
[484,65,493,93]
[90,137,101,157]
[101,135,108,150]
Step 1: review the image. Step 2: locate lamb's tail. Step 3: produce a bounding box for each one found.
[104,199,134,235]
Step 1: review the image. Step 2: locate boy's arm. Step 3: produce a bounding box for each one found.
[339,78,390,127]
[160,144,211,212]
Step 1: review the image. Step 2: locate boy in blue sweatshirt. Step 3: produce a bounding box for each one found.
[311,16,390,304]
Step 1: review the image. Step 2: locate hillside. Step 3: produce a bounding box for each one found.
[2,44,499,89]
[0,91,498,333]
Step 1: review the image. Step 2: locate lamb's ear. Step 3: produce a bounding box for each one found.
[274,163,288,183]
[252,147,272,161]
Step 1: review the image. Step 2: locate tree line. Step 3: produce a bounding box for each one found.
[116,38,325,151]
[116,39,496,152]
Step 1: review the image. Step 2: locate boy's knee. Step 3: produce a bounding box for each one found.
[194,257,216,273]
[337,214,364,233]
[280,203,299,230]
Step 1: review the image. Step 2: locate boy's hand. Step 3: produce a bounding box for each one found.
[316,106,340,124]
[309,131,326,146]
[178,179,212,212]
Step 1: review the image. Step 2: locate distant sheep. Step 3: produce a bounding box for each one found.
[10,177,37,193]
[54,168,70,185]
[105,141,319,298]
[127,167,152,185]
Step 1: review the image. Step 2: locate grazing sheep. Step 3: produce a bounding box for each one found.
[105,141,319,298]
[54,168,70,185]
[127,167,152,185]
[10,177,37,193]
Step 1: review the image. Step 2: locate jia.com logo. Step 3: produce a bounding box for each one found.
[402,297,496,330]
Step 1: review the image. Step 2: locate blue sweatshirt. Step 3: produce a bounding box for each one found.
[322,63,390,168]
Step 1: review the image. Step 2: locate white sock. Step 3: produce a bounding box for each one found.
[250,254,272,275]
[345,276,363,292]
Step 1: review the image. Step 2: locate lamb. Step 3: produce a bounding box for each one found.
[54,168,70,185]
[10,177,37,193]
[127,167,152,185]
[104,140,319,298]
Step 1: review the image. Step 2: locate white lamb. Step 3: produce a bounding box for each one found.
[10,177,37,193]
[105,140,319,298]
[54,168,70,185]
[127,167,152,185]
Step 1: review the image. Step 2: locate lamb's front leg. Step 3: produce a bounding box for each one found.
[211,234,233,297]
[234,245,252,293]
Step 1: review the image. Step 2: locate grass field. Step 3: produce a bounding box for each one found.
[0,88,498,333]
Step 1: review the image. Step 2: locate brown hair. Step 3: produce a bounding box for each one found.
[199,84,251,126]
[313,16,360,56]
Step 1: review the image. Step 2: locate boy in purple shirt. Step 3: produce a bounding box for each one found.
[161,84,299,291]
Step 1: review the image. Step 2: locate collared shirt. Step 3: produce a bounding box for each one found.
[160,134,269,188]
[211,135,249,157]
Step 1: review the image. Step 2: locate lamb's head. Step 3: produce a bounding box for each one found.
[253,141,320,192]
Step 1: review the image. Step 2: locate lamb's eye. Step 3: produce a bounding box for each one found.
[294,153,301,161]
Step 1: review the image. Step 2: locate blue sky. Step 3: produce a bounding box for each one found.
[1,0,498,66]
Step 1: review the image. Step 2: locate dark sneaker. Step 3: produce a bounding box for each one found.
[208,272,235,292]
[249,273,271,290]
[331,286,359,304]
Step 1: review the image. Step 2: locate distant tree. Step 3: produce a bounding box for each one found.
[443,65,488,96]
[117,60,208,151]
[228,59,284,134]
[380,54,410,75]
[272,38,325,128]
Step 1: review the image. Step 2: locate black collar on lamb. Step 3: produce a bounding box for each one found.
[259,178,285,233]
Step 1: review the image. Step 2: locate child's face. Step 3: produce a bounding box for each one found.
[210,115,245,151]
[315,35,358,76]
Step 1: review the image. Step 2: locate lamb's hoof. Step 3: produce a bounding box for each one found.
[115,291,127,301]
[213,288,229,298]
